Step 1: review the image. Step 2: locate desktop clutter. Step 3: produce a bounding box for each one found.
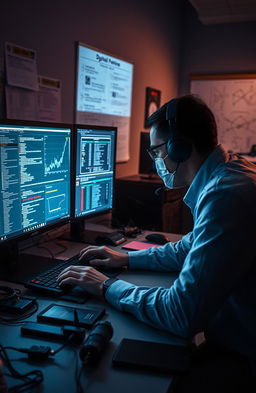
[0,285,190,392]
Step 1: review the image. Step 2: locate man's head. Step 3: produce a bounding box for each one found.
[146,94,218,188]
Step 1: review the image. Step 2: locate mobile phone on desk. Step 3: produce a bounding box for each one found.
[112,338,190,374]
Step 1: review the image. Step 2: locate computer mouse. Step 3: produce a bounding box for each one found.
[145,233,170,245]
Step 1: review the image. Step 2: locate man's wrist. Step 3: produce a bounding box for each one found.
[102,278,119,299]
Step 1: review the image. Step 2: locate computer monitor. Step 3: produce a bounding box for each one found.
[72,125,117,221]
[139,132,157,178]
[0,121,71,247]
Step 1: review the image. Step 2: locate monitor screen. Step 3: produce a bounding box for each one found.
[0,122,71,243]
[75,42,133,162]
[74,126,116,218]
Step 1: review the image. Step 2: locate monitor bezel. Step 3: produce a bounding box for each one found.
[71,124,117,224]
[0,119,72,246]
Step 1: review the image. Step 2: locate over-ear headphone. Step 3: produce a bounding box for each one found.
[165,98,192,163]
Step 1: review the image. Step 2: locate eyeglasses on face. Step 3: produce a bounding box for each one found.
[147,141,168,160]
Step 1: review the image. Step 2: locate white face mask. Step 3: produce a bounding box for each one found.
[155,155,178,189]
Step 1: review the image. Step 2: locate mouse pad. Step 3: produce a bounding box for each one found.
[121,241,161,251]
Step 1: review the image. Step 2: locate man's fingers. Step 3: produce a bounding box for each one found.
[79,246,109,261]
[57,270,81,282]
[58,277,80,286]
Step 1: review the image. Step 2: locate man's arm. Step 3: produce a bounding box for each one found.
[76,231,193,273]
[128,231,193,272]
[105,188,256,338]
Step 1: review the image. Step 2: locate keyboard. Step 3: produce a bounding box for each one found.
[25,255,122,296]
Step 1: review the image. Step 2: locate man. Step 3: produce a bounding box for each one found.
[57,95,256,390]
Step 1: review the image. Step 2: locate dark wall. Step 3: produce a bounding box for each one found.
[179,2,256,94]
[0,0,183,178]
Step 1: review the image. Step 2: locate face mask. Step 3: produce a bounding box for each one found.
[155,155,177,189]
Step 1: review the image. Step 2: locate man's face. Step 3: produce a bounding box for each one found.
[149,125,188,188]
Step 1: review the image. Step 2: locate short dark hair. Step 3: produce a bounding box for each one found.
[146,94,218,155]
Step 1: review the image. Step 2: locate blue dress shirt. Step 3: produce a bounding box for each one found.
[106,145,256,359]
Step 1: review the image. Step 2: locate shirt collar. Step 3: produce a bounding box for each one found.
[183,145,229,212]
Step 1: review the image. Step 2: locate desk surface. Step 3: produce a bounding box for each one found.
[0,232,185,393]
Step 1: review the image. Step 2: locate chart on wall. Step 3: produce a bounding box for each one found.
[190,75,256,153]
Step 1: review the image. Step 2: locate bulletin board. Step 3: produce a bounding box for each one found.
[190,73,256,153]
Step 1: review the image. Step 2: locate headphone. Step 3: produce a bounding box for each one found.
[165,98,192,163]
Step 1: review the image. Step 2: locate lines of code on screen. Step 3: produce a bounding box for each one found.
[0,124,71,242]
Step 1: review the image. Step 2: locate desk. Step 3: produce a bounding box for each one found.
[0,233,186,393]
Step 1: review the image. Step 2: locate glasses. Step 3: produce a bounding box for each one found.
[147,141,168,160]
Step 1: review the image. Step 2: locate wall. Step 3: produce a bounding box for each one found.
[0,0,183,178]
[179,2,256,94]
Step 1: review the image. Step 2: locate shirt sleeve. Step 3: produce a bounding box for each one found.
[128,231,193,272]
[106,187,256,339]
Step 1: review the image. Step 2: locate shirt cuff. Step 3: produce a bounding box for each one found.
[105,279,135,310]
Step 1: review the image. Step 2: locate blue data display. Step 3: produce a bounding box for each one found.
[0,124,71,242]
[75,128,116,217]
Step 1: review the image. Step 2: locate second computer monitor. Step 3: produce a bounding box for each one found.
[74,125,117,218]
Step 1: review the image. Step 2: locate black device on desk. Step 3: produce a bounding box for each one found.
[113,338,190,374]
[145,233,170,245]
[95,231,126,246]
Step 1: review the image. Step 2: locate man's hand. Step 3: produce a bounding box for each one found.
[78,245,129,269]
[57,265,109,298]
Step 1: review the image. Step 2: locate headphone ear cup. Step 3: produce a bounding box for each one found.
[167,138,192,163]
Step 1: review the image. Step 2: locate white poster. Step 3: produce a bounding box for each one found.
[76,43,133,162]
[191,77,256,153]
[5,42,38,91]
[38,76,61,122]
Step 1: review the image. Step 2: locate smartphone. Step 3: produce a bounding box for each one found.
[112,338,190,374]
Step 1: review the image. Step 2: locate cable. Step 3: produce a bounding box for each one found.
[0,344,44,393]
[2,333,76,361]
[0,301,39,326]
[0,286,21,303]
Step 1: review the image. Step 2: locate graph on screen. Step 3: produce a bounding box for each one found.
[44,136,69,175]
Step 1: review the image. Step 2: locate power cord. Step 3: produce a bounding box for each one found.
[0,287,21,303]
[0,344,44,393]
[3,333,75,361]
[0,299,38,326]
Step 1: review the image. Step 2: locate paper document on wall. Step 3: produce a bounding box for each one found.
[5,42,38,91]
[5,75,62,122]
[38,76,61,122]
[5,85,38,121]
[0,71,4,119]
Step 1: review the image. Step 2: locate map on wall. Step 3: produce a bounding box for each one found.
[190,75,256,153]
